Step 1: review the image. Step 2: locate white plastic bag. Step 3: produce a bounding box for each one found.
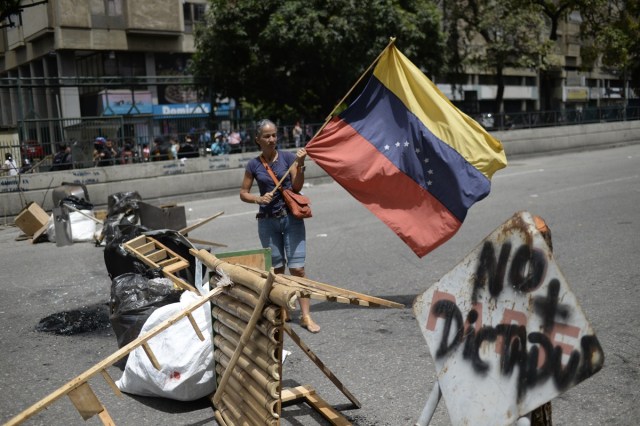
[46,210,96,242]
[116,284,215,401]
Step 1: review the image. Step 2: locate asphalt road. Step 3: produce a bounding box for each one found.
[1,143,639,425]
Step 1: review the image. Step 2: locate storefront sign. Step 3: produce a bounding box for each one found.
[100,90,153,115]
[152,103,211,116]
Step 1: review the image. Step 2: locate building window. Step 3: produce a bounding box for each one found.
[183,2,207,33]
[89,0,122,16]
[90,0,124,28]
[504,76,522,85]
[106,0,123,16]
[478,75,497,85]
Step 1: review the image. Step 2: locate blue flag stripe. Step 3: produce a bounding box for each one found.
[338,75,491,222]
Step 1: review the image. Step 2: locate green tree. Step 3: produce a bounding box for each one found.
[446,0,553,114]
[191,0,444,123]
[527,0,586,110]
[580,0,640,99]
[531,0,585,40]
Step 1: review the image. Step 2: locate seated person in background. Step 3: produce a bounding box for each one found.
[93,137,106,166]
[101,139,118,166]
[51,143,73,171]
[178,136,199,159]
[142,143,151,162]
[94,137,118,166]
[151,137,170,161]
[210,135,230,156]
[120,142,135,164]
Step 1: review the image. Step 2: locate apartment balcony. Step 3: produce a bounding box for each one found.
[437,84,538,101]
[3,0,184,53]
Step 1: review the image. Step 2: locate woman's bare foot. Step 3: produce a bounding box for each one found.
[300,314,320,333]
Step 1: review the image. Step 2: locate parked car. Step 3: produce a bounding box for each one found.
[21,140,44,161]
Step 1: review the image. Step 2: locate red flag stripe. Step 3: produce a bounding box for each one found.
[307,117,461,257]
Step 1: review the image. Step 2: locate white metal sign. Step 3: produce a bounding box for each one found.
[414,211,604,425]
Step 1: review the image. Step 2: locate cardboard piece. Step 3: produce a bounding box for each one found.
[138,202,186,231]
[14,202,50,236]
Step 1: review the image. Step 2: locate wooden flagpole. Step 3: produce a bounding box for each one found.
[268,36,397,194]
[315,36,397,137]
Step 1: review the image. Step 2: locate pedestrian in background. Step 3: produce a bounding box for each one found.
[142,142,151,162]
[170,137,179,160]
[292,121,303,148]
[3,153,19,176]
[239,118,320,333]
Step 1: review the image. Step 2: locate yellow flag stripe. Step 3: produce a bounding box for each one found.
[373,46,507,179]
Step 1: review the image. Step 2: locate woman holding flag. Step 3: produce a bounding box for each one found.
[239,119,320,333]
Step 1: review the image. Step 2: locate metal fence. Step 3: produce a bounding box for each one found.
[1,104,639,175]
[478,105,640,131]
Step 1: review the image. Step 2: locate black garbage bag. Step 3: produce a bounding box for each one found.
[100,191,143,246]
[109,272,182,349]
[60,195,94,210]
[103,224,149,279]
[107,191,142,217]
[101,216,146,250]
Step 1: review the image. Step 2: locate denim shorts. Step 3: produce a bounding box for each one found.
[257,213,306,269]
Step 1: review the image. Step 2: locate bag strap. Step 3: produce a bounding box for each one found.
[259,155,285,194]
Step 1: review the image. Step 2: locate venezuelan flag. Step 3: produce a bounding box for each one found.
[305,45,507,257]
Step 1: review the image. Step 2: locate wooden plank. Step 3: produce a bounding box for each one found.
[100,370,122,398]
[163,273,198,294]
[186,313,205,341]
[288,275,404,309]
[234,265,399,309]
[308,294,351,304]
[217,248,272,271]
[67,383,103,421]
[281,385,352,425]
[281,385,313,403]
[284,324,360,408]
[305,390,352,426]
[97,407,116,426]
[219,254,267,271]
[178,210,224,235]
[163,260,189,274]
[184,237,228,248]
[157,256,179,267]
[147,249,168,263]
[142,343,161,370]
[125,235,146,248]
[137,241,157,255]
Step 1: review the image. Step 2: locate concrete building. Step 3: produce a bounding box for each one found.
[433,9,637,121]
[0,0,210,150]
